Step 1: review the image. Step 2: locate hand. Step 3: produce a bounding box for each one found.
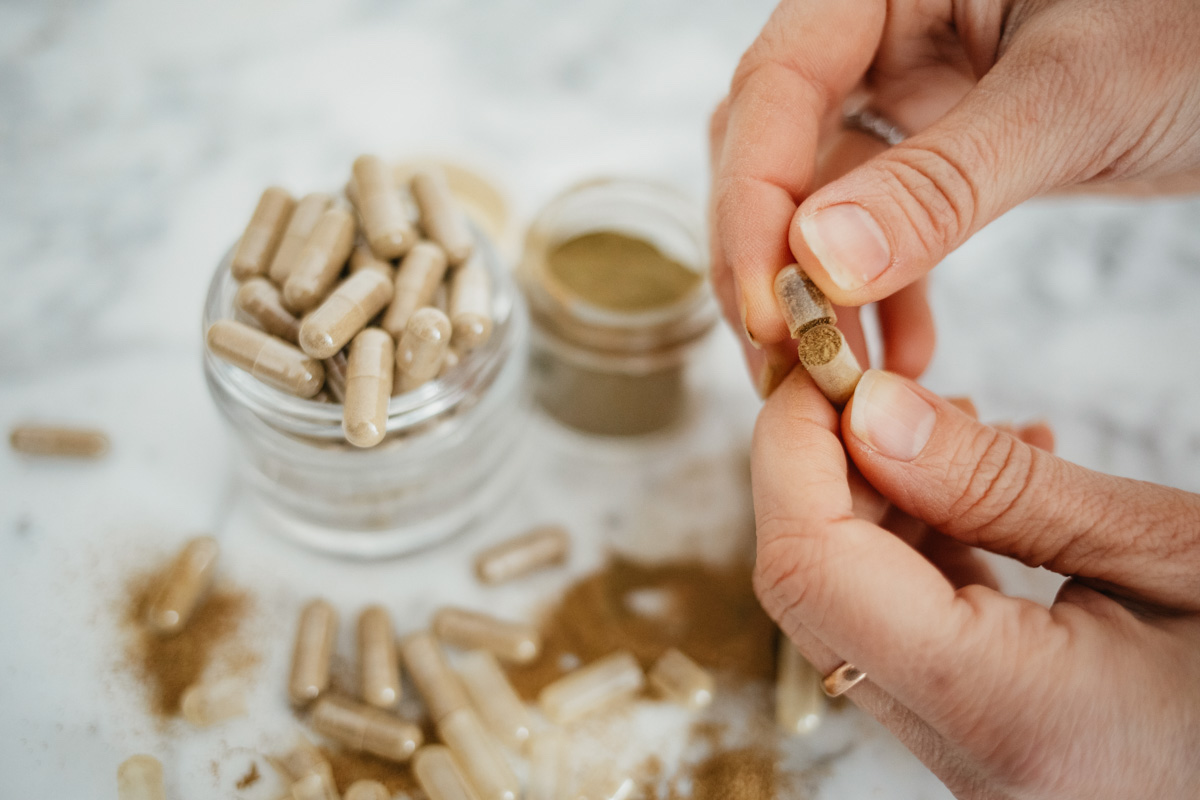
[752,368,1200,798]
[710,0,1200,392]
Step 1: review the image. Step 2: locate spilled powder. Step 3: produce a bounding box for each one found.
[319,747,422,797]
[683,747,779,800]
[235,762,260,790]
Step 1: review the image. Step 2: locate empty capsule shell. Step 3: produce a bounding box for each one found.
[289,598,338,707]
[323,351,348,403]
[310,695,423,763]
[270,192,334,284]
[231,186,294,280]
[796,323,862,405]
[414,745,483,800]
[448,258,492,351]
[437,708,520,800]
[353,154,417,259]
[382,242,449,339]
[349,242,396,280]
[290,771,339,800]
[9,425,109,458]
[299,270,394,359]
[181,677,247,727]
[773,264,836,337]
[358,605,401,709]
[400,631,470,723]
[236,277,302,344]
[648,648,714,710]
[434,607,541,665]
[775,639,824,735]
[283,207,357,312]
[474,525,569,585]
[411,167,474,266]
[456,650,534,751]
[145,536,219,636]
[538,650,644,725]
[344,779,390,800]
[396,307,451,385]
[342,328,394,448]
[206,320,325,397]
[526,733,564,800]
[117,754,165,800]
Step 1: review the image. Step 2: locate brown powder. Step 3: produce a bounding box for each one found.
[546,231,702,312]
[235,762,260,790]
[506,557,775,700]
[796,325,841,367]
[319,747,422,797]
[687,747,779,800]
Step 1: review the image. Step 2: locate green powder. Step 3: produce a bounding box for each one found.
[546,231,701,312]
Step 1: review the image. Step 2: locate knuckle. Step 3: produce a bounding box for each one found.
[751,513,832,628]
[872,142,981,254]
[943,428,1041,552]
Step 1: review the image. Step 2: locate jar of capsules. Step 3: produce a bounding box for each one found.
[202,169,528,558]
[518,178,717,437]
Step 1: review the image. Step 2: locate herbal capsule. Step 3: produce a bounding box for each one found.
[270,192,334,284]
[381,242,449,339]
[411,167,474,266]
[310,695,423,763]
[399,631,470,723]
[145,536,219,636]
[434,607,541,665]
[396,307,451,386]
[344,779,390,800]
[437,708,520,800]
[180,677,247,727]
[474,525,569,585]
[349,242,396,280]
[289,598,338,707]
[526,733,564,800]
[299,270,394,359]
[206,320,326,397]
[342,328,394,448]
[578,777,636,800]
[537,650,644,725]
[291,772,339,800]
[447,258,493,351]
[358,605,401,709]
[323,351,348,403]
[283,207,357,312]
[236,277,302,344]
[414,745,483,800]
[353,154,418,259]
[438,348,459,377]
[273,735,334,783]
[456,650,534,751]
[648,648,714,710]
[231,186,294,280]
[773,264,836,338]
[9,425,109,458]
[796,323,863,405]
[117,754,165,800]
[775,639,824,734]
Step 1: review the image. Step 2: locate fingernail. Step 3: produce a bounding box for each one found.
[738,292,761,350]
[849,370,935,461]
[800,204,890,291]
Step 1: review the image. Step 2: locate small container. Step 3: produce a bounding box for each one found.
[519,178,717,437]
[203,226,529,558]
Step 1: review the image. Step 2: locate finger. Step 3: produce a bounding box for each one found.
[1017,420,1055,453]
[845,370,1200,610]
[875,276,935,378]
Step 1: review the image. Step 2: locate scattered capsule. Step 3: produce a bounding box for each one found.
[382,242,449,339]
[117,754,164,800]
[400,631,470,723]
[283,207,357,312]
[9,424,109,458]
[236,277,302,344]
[344,779,391,800]
[414,745,483,800]
[349,241,396,280]
[396,307,451,388]
[288,598,338,707]
[323,351,348,403]
[181,677,247,727]
[206,320,325,397]
[526,733,564,800]
[448,257,493,351]
[411,166,474,266]
[474,525,569,585]
[272,735,334,784]
[269,192,334,285]
[299,270,394,359]
[231,186,295,280]
[145,536,219,636]
[648,648,714,710]
[456,650,534,751]
[290,771,339,800]
[773,264,836,338]
[775,639,824,735]
[342,328,394,448]
[580,777,637,800]
[353,154,418,259]
[538,650,644,725]
[310,695,422,763]
[434,607,541,665]
[358,605,401,709]
[437,708,520,800]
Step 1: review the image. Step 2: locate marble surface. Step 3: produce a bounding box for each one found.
[3,1,1200,798]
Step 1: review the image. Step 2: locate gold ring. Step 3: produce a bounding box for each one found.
[822,662,867,697]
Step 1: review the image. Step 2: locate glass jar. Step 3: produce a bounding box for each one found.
[518,178,718,437]
[202,228,529,559]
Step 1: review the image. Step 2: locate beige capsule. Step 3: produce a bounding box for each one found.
[576,776,636,800]
[411,167,474,266]
[269,192,334,285]
[648,648,713,710]
[353,154,418,260]
[474,525,569,585]
[323,350,348,403]
[180,677,247,727]
[358,605,401,709]
[399,631,470,723]
[342,328,394,448]
[775,639,824,735]
[283,207,357,312]
[291,771,339,800]
[796,323,863,406]
[396,307,451,385]
[343,780,390,800]
[773,264,836,338]
[349,242,396,280]
[117,754,165,800]
[310,695,423,762]
[414,745,483,800]
[299,270,394,359]
[231,186,295,280]
[437,708,520,800]
[272,734,334,783]
[381,242,449,339]
[236,277,302,344]
[145,536,219,636]
[538,650,644,725]
[526,733,564,800]
[206,320,326,398]
[9,425,108,458]
[434,607,541,665]
[289,598,338,707]
[456,650,534,751]
[447,258,493,351]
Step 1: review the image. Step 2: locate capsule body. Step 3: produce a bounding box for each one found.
[284,207,357,312]
[344,779,390,800]
[311,695,423,762]
[270,192,333,284]
[236,277,302,343]
[396,307,451,388]
[526,733,564,800]
[796,323,862,405]
[145,536,219,636]
[773,264,836,337]
[289,598,338,707]
[414,745,483,800]
[382,242,449,339]
[353,154,417,259]
[9,425,109,458]
[231,186,294,280]
[290,772,339,800]
[434,607,541,665]
[437,708,520,800]
[274,735,334,783]
[538,650,644,725]
[349,242,396,280]
[342,328,395,448]
[300,270,394,359]
[474,525,569,585]
[456,650,533,751]
[775,639,824,735]
[411,167,474,266]
[448,259,493,351]
[648,648,713,710]
[117,754,165,800]
[358,605,401,709]
[181,677,247,727]
[400,631,470,723]
[206,320,325,397]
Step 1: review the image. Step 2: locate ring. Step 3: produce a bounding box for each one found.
[843,108,907,147]
[822,661,867,697]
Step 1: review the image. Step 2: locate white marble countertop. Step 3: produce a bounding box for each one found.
[3,2,1199,798]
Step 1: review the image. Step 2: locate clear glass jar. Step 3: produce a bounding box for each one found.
[202,228,530,559]
[518,178,718,437]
